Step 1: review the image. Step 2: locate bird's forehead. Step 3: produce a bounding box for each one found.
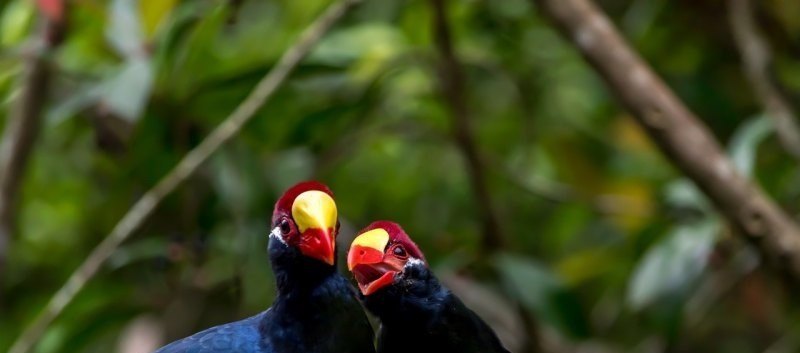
[274,181,334,215]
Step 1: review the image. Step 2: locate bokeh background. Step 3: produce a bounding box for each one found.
[2,0,800,352]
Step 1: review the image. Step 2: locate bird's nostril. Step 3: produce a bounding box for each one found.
[360,250,365,256]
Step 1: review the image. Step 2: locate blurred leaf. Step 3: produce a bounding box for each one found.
[0,0,34,46]
[728,115,772,177]
[664,178,711,212]
[37,325,68,353]
[311,23,406,64]
[495,253,589,338]
[556,247,618,285]
[310,23,407,82]
[107,0,144,58]
[97,57,154,121]
[139,0,178,38]
[49,59,154,124]
[627,219,719,310]
[168,4,229,99]
[47,83,99,124]
[604,180,654,231]
[210,145,268,218]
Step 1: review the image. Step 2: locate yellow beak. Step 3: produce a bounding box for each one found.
[347,228,389,270]
[291,190,338,265]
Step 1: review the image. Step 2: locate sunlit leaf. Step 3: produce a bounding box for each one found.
[139,0,178,38]
[728,115,772,177]
[556,247,618,285]
[106,0,144,58]
[627,219,719,309]
[664,178,711,212]
[310,23,406,66]
[96,57,154,121]
[0,0,35,46]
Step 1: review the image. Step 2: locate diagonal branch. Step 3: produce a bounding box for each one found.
[530,0,800,280]
[0,3,66,281]
[728,0,800,160]
[8,1,360,352]
[429,0,505,251]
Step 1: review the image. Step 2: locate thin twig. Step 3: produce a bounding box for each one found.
[8,1,360,352]
[530,0,800,281]
[728,0,800,160]
[429,0,505,251]
[0,3,66,280]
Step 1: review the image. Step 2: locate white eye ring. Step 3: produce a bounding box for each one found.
[270,226,286,244]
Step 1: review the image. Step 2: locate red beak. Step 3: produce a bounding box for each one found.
[297,227,335,266]
[347,232,399,295]
[347,245,384,270]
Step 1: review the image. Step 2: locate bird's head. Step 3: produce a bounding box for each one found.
[347,221,426,295]
[270,181,338,266]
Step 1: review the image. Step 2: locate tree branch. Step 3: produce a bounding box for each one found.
[8,1,360,352]
[0,3,66,280]
[530,0,800,280]
[728,0,800,160]
[429,0,505,251]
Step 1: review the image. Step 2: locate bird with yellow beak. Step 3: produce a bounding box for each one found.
[271,182,339,265]
[155,181,375,353]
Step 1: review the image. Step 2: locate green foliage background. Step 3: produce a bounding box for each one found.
[2,0,800,352]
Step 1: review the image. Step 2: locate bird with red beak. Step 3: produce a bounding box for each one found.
[347,221,509,353]
[347,221,425,295]
[270,181,338,266]
[155,182,375,353]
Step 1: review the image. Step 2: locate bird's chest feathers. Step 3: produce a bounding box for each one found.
[263,283,356,351]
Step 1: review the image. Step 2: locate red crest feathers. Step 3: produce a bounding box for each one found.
[274,181,334,217]
[359,221,426,263]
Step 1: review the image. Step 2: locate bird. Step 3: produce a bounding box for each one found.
[155,181,375,353]
[347,221,510,353]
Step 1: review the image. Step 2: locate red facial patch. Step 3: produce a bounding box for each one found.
[357,221,426,263]
[348,221,429,295]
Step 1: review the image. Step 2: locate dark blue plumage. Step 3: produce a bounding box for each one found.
[349,221,508,353]
[363,263,509,353]
[153,312,264,353]
[155,182,375,353]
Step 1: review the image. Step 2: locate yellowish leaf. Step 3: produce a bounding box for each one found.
[139,0,178,38]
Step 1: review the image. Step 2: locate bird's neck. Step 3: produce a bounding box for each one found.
[365,264,451,327]
[269,238,338,298]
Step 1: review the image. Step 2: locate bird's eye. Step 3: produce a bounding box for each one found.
[279,219,291,235]
[392,245,407,258]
